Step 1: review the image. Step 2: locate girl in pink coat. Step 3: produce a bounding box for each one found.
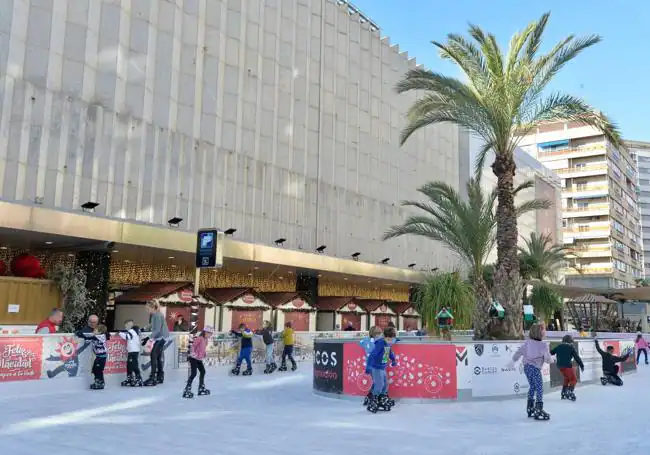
[182,326,215,399]
[635,333,648,365]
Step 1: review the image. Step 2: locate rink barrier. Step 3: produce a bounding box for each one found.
[312,338,638,402]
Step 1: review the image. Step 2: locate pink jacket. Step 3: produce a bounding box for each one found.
[513,339,552,369]
[190,335,208,360]
[636,338,648,349]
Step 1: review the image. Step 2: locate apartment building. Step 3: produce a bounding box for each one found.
[470,137,562,265]
[629,141,650,277]
[519,122,643,289]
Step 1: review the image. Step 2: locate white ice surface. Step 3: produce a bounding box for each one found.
[1,365,648,455]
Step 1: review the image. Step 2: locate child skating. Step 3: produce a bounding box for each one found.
[360,326,383,406]
[117,320,142,387]
[595,338,630,386]
[550,334,584,401]
[511,323,552,420]
[75,324,110,390]
[365,326,397,413]
[230,323,254,376]
[256,321,276,374]
[279,321,297,372]
[183,326,214,398]
[635,333,648,365]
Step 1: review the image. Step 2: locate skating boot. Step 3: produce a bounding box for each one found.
[600,376,608,385]
[132,377,143,387]
[121,375,133,387]
[182,384,194,399]
[568,387,576,401]
[385,394,396,407]
[533,401,550,421]
[156,371,165,384]
[198,384,210,396]
[560,386,568,400]
[230,364,241,376]
[366,394,379,413]
[264,364,271,374]
[90,379,105,390]
[242,366,253,376]
[269,363,277,373]
[363,392,372,406]
[278,361,288,372]
[526,398,535,418]
[291,362,298,372]
[377,394,392,411]
[143,376,157,387]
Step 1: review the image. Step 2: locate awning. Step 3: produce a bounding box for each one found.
[261,291,308,308]
[313,297,355,312]
[389,301,413,314]
[356,299,386,312]
[203,287,266,305]
[538,139,569,148]
[115,281,191,303]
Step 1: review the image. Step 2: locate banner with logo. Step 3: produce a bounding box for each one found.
[0,337,43,382]
[454,343,472,390]
[619,340,636,374]
[548,341,581,388]
[313,341,343,394]
[343,343,457,399]
[577,341,600,382]
[471,342,529,398]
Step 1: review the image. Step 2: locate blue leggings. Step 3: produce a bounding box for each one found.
[524,364,543,402]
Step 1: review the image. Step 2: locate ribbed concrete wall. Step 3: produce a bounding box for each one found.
[0,0,466,269]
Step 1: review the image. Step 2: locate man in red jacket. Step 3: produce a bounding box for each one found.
[35,309,63,334]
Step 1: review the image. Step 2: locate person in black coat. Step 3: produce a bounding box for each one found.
[595,339,630,386]
[550,335,584,400]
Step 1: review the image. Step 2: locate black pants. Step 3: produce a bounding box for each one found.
[187,357,206,387]
[637,348,648,364]
[92,356,107,383]
[150,339,165,378]
[282,345,296,365]
[127,352,141,379]
[605,365,623,385]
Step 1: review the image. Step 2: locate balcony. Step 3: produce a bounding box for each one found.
[538,144,606,159]
[563,225,610,240]
[562,184,609,199]
[556,164,608,178]
[571,245,611,258]
[563,203,609,218]
[564,266,613,275]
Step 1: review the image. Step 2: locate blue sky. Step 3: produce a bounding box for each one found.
[350,0,649,141]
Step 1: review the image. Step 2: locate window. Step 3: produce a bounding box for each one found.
[612,165,622,179]
[612,149,621,161]
[562,219,568,228]
[577,202,588,209]
[612,220,625,233]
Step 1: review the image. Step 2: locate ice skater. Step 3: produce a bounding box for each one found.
[360,326,383,406]
[230,323,254,376]
[550,334,584,401]
[279,321,297,372]
[635,333,648,365]
[595,339,630,386]
[510,323,552,420]
[183,325,214,398]
[75,324,110,390]
[365,326,397,413]
[256,321,276,374]
[117,320,142,387]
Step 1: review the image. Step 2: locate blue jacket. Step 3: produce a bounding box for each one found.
[231,329,254,349]
[360,336,380,358]
[366,338,395,370]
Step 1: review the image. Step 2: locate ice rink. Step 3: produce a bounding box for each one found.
[1,365,648,455]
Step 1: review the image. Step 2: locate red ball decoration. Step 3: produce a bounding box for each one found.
[0,260,6,276]
[11,254,43,278]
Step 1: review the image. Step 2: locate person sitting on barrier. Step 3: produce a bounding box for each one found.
[595,339,629,386]
[365,326,398,413]
[550,334,584,401]
[360,326,384,406]
[230,323,254,376]
[510,323,552,421]
[635,333,648,365]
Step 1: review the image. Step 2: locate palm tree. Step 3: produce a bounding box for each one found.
[395,13,623,338]
[518,232,572,281]
[383,175,549,339]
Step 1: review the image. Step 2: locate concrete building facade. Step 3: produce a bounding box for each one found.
[520,122,643,289]
[470,137,562,266]
[629,140,650,277]
[0,0,468,270]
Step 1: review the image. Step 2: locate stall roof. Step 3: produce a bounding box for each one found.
[567,294,617,304]
[356,299,386,312]
[313,296,355,311]
[115,281,191,303]
[538,281,650,301]
[203,287,266,305]
[261,291,309,308]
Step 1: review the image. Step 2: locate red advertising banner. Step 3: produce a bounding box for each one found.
[0,337,43,382]
[104,337,128,375]
[343,342,457,399]
[231,310,263,331]
[284,311,309,331]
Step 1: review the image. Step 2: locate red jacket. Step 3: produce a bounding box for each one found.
[35,319,57,334]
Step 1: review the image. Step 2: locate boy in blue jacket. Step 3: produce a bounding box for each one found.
[230,323,254,376]
[365,326,397,412]
[360,326,383,406]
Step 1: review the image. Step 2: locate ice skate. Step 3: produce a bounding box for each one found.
[526,398,535,418]
[143,376,157,387]
[121,376,133,387]
[291,362,298,372]
[269,362,277,373]
[278,361,288,372]
[568,387,577,401]
[263,364,271,374]
[385,394,396,407]
[198,384,210,396]
[132,377,143,387]
[560,386,568,400]
[230,364,241,376]
[182,384,194,399]
[366,394,380,413]
[363,392,372,406]
[89,379,105,390]
[242,366,253,376]
[533,401,550,421]
[156,371,165,384]
[377,394,392,411]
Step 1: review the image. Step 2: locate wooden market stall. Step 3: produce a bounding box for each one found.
[203,287,271,331]
[262,291,315,331]
[390,302,422,330]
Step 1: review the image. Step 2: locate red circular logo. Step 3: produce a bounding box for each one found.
[242,294,255,304]
[179,289,193,303]
[380,305,388,313]
[292,298,304,308]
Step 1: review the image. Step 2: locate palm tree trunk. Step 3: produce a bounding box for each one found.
[472,278,492,340]
[492,153,523,339]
